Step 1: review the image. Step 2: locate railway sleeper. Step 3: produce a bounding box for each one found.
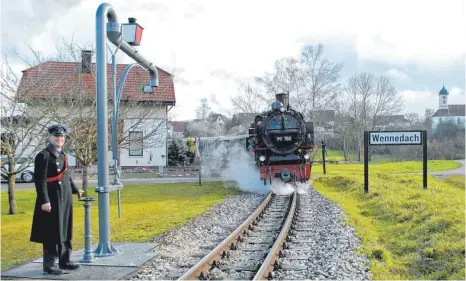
[220,264,260,271]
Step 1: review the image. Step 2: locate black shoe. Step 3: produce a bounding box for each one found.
[43,267,68,275]
[59,262,80,270]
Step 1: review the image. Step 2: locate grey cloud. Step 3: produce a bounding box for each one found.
[171,67,186,76]
[173,76,190,86]
[134,1,171,21]
[184,2,205,19]
[192,80,203,86]
[385,68,409,81]
[209,93,221,106]
[289,38,464,100]
[210,68,237,80]
[2,0,84,46]
[136,1,170,12]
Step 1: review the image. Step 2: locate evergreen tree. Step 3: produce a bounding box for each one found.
[167,138,189,166]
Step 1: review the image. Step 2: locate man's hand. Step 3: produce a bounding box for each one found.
[78,190,84,199]
[41,203,51,212]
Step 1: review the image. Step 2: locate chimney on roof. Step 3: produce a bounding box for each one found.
[81,50,93,74]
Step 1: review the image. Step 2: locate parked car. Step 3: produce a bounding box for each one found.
[1,156,35,183]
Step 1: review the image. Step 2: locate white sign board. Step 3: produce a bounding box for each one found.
[369,131,422,145]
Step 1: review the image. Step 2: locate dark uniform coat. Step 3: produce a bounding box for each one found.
[30,144,80,244]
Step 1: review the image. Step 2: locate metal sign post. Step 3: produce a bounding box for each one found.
[95,2,158,256]
[363,130,427,193]
[195,137,202,186]
[321,140,327,175]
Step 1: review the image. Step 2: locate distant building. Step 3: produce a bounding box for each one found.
[208,113,229,127]
[431,85,465,134]
[374,115,410,130]
[310,110,335,138]
[168,121,186,139]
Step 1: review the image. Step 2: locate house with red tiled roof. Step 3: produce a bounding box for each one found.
[168,121,186,139]
[17,50,176,168]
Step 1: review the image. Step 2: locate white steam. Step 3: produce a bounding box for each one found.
[199,140,311,196]
[201,142,269,194]
[269,180,310,195]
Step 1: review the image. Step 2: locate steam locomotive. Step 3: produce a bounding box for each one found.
[247,93,315,186]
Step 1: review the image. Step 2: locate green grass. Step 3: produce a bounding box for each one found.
[312,149,355,162]
[1,182,241,271]
[311,160,461,177]
[313,170,465,280]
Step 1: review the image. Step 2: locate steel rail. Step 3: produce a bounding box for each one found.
[177,192,274,280]
[253,191,297,280]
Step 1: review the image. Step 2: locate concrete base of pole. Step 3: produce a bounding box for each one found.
[94,242,119,257]
[4,242,158,280]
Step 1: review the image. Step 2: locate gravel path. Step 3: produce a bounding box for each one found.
[130,186,372,280]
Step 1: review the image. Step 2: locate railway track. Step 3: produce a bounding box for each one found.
[177,188,308,280]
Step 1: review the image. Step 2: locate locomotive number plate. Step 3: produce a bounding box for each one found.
[275,136,293,142]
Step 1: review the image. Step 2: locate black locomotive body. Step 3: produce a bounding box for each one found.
[247,93,316,185]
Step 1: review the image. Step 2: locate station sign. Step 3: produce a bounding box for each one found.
[369,131,422,145]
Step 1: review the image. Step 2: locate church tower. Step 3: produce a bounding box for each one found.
[438,85,449,109]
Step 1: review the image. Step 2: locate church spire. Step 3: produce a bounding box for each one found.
[438,84,449,109]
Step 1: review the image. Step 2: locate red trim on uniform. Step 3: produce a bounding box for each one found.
[47,153,69,183]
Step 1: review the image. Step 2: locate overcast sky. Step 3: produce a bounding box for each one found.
[2,0,465,121]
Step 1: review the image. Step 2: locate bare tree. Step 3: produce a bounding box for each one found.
[332,100,359,161]
[342,72,404,160]
[11,39,174,196]
[256,57,302,110]
[195,97,211,120]
[256,44,343,121]
[230,81,268,114]
[370,75,404,129]
[404,112,421,127]
[0,54,51,214]
[299,44,343,121]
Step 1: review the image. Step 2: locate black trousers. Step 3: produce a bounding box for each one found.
[43,241,72,269]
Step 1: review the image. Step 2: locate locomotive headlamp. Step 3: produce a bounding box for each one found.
[259,155,266,162]
[304,154,310,160]
[280,106,285,113]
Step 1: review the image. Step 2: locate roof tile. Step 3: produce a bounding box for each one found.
[18,61,175,104]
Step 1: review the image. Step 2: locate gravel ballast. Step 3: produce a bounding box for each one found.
[130,186,372,280]
[131,192,266,280]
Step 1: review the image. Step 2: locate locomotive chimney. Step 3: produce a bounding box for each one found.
[276,93,289,109]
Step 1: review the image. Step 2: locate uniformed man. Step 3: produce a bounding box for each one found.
[30,124,83,275]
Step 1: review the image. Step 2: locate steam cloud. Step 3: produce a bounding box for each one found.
[200,141,310,195]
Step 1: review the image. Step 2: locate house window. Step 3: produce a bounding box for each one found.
[129,131,143,156]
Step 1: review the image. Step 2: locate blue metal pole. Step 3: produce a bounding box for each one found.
[95,1,159,254]
[112,52,119,182]
[94,2,118,257]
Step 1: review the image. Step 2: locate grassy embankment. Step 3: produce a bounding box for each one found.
[2,159,464,279]
[1,182,241,271]
[310,160,465,280]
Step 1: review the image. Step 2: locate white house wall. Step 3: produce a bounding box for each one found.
[119,116,168,167]
[13,103,168,168]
